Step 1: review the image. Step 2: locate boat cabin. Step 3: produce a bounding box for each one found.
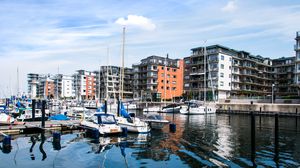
[91,113,117,125]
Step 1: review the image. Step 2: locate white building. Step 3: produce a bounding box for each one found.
[61,75,75,98]
[73,70,96,100]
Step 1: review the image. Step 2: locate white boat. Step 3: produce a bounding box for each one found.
[81,113,122,135]
[0,113,15,125]
[143,106,161,112]
[17,108,49,121]
[180,102,216,115]
[143,114,169,129]
[118,102,150,133]
[122,102,137,110]
[161,104,181,113]
[117,116,151,133]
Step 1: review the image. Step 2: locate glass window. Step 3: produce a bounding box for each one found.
[220,81,224,86]
[221,55,224,60]
[220,73,224,77]
[221,64,224,69]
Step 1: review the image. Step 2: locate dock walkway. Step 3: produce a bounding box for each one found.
[0,120,81,135]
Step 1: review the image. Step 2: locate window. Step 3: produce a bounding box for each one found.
[161,80,164,83]
[161,73,164,77]
[166,80,169,84]
[229,74,231,78]
[167,68,170,71]
[229,57,232,62]
[221,64,224,69]
[172,81,176,84]
[220,81,224,86]
[221,55,224,60]
[220,73,224,77]
[173,69,177,72]
[167,74,170,78]
[172,87,176,90]
[166,87,169,90]
[161,86,164,89]
[161,67,164,70]
[229,66,231,70]
[173,75,176,78]
[229,82,231,86]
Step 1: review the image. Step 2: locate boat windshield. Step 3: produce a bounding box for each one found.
[147,115,163,120]
[98,115,116,124]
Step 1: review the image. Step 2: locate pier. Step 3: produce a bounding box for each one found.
[0,120,81,135]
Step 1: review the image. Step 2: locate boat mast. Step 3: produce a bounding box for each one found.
[106,48,109,101]
[56,65,59,100]
[164,56,167,105]
[204,45,206,104]
[120,27,125,100]
[17,66,19,97]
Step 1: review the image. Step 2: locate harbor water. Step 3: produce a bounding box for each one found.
[0,113,299,168]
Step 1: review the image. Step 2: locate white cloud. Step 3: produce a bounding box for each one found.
[115,15,156,31]
[222,0,237,12]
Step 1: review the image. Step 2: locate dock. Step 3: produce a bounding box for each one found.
[0,120,81,135]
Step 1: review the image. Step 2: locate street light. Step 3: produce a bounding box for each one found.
[272,84,275,104]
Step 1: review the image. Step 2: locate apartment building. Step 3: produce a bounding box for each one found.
[133,55,184,101]
[295,31,300,87]
[73,70,96,100]
[184,45,274,100]
[27,73,39,98]
[55,74,75,98]
[273,57,297,96]
[94,66,134,101]
[38,75,55,99]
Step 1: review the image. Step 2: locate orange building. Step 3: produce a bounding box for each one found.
[157,60,184,100]
[133,56,184,101]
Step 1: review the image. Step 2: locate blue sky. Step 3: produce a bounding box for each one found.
[0,0,300,97]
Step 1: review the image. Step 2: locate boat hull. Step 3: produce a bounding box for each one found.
[80,120,122,135]
[117,117,150,133]
[161,106,181,113]
[180,105,216,115]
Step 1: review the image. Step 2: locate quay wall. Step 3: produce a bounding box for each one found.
[218,103,300,113]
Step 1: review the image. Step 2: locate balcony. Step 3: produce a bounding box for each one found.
[190,70,205,76]
[294,45,300,50]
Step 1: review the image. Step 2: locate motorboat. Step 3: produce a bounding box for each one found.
[143,106,161,113]
[80,112,122,135]
[180,102,216,115]
[142,114,169,129]
[161,104,181,113]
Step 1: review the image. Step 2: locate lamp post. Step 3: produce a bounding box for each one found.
[272,84,275,104]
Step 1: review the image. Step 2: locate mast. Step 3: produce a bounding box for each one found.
[164,56,167,105]
[17,67,19,97]
[204,45,206,104]
[120,27,125,100]
[56,65,59,100]
[106,48,109,100]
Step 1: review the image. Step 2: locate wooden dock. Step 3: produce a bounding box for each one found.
[0,120,81,135]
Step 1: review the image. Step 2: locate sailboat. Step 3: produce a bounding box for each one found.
[180,44,216,115]
[117,102,150,133]
[116,27,150,133]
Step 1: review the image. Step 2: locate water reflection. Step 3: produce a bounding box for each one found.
[0,114,299,167]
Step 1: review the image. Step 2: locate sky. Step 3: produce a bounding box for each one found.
[0,0,300,97]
